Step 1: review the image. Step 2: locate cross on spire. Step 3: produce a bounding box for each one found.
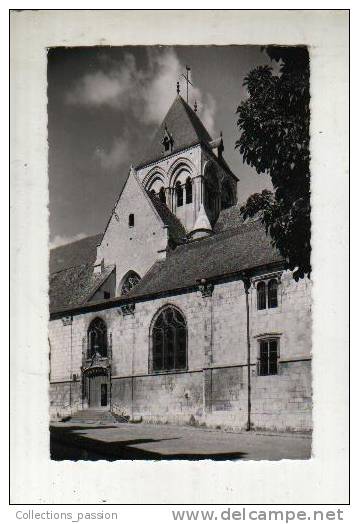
[181,65,193,104]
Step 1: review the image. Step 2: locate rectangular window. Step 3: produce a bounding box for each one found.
[258,339,279,376]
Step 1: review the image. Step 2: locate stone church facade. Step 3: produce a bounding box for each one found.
[49,95,312,432]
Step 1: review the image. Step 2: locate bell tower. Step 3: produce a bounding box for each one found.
[135,90,238,235]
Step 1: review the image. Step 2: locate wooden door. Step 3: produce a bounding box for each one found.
[88,375,108,407]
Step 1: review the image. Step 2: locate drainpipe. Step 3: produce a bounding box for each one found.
[109,333,112,412]
[69,317,73,410]
[243,274,251,431]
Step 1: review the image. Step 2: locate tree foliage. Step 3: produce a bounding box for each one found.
[236,46,311,280]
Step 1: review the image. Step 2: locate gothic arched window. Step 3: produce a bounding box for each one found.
[87,317,107,358]
[151,306,187,372]
[121,271,141,296]
[268,279,278,309]
[128,213,134,227]
[257,281,266,310]
[175,181,183,207]
[185,177,192,204]
[159,186,166,204]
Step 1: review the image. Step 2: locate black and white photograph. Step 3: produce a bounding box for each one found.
[10,9,349,505]
[48,44,312,461]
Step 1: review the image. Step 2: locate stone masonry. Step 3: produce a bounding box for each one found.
[49,271,312,431]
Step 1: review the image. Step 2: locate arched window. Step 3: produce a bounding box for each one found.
[257,281,266,310]
[175,181,183,207]
[221,180,233,209]
[128,213,134,227]
[87,317,107,358]
[151,306,187,372]
[268,279,278,308]
[159,186,166,204]
[204,167,219,220]
[185,177,192,204]
[121,270,141,296]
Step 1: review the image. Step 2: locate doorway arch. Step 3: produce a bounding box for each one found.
[83,366,110,408]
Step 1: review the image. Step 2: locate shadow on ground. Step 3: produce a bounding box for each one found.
[50,425,247,461]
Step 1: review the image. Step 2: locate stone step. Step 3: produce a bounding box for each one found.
[68,409,127,425]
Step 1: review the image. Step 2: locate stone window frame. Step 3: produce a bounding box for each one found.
[185,176,193,204]
[119,270,141,297]
[148,304,188,375]
[252,271,282,312]
[256,336,281,376]
[175,180,184,207]
[87,317,108,359]
[169,163,194,211]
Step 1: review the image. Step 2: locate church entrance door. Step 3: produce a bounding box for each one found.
[87,373,109,408]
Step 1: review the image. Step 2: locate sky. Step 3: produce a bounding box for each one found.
[48,46,275,247]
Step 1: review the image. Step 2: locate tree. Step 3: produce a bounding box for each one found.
[236,46,310,280]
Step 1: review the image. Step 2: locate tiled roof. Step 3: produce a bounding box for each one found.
[50,264,114,313]
[50,234,102,274]
[127,218,283,299]
[49,234,114,313]
[137,96,212,167]
[147,190,187,241]
[213,204,246,233]
[49,205,284,314]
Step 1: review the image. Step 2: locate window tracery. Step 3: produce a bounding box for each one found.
[121,271,141,296]
[151,306,187,372]
[87,317,108,358]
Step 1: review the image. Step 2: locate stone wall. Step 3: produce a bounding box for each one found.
[49,381,82,419]
[95,172,168,293]
[111,371,203,424]
[49,270,312,430]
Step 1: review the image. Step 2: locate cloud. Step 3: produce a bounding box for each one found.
[65,54,137,109]
[94,138,129,171]
[198,93,216,135]
[50,232,88,249]
[66,49,217,135]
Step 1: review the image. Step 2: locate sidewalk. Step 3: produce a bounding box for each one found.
[50,421,311,461]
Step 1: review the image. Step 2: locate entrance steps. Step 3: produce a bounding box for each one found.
[68,409,126,425]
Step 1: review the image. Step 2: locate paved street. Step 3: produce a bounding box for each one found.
[50,421,311,461]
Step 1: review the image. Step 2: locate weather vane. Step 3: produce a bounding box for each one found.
[181,65,193,104]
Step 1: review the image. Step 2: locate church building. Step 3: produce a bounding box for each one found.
[49,94,312,432]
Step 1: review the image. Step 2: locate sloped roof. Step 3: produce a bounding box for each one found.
[147,190,187,242]
[49,234,115,313]
[137,95,212,167]
[50,264,114,312]
[213,204,246,233]
[126,218,283,299]
[50,234,102,274]
[49,207,284,315]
